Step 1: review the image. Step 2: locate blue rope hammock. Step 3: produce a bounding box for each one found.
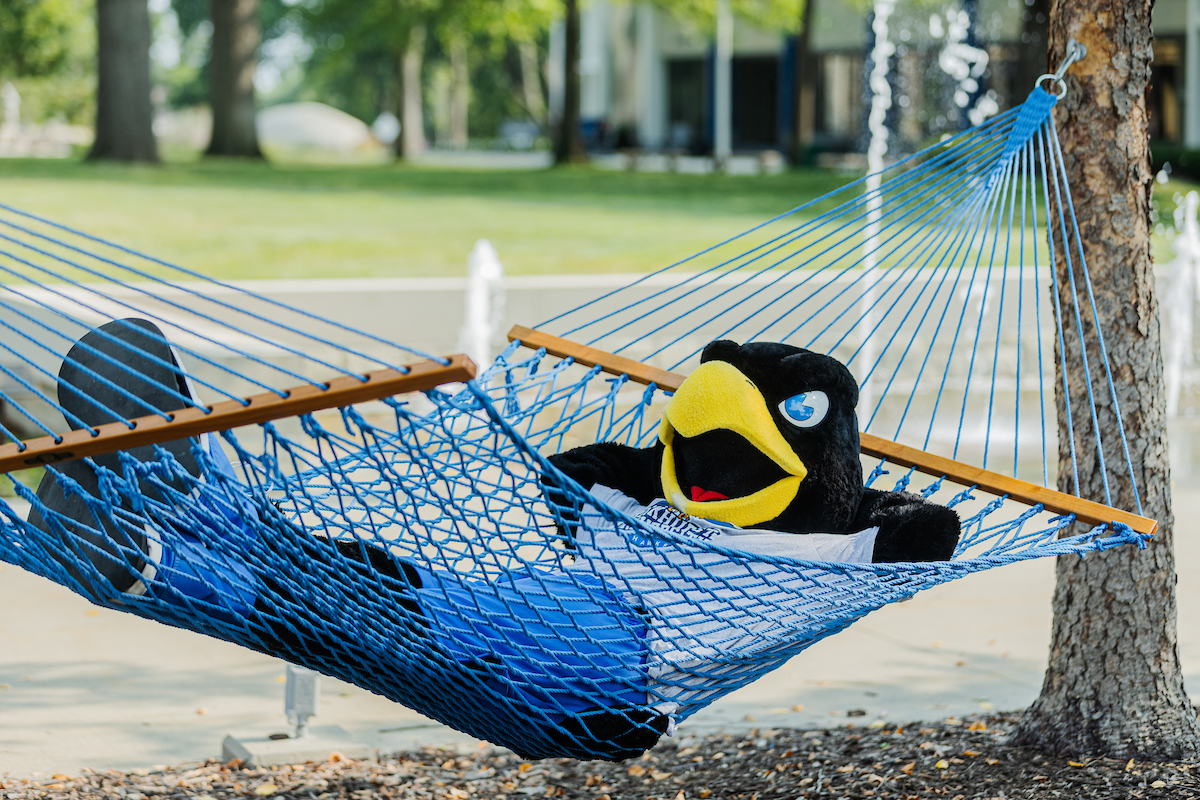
[0,84,1152,761]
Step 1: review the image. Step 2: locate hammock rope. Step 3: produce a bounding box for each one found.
[0,82,1154,761]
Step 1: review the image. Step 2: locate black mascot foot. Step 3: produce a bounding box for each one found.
[28,318,204,594]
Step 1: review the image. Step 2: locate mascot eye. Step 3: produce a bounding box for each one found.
[779,391,829,429]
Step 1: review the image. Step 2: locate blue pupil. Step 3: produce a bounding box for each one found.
[784,394,814,421]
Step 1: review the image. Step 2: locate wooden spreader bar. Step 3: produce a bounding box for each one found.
[508,325,1157,537]
[0,355,476,475]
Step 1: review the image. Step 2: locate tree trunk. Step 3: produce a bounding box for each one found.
[89,0,158,162]
[519,38,547,127]
[1011,0,1200,760]
[789,0,817,165]
[400,23,426,158]
[449,26,469,149]
[554,0,585,165]
[206,0,262,158]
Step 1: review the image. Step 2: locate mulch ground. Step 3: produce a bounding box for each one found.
[2,715,1197,800]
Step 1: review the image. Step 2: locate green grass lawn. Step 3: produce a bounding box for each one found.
[2,157,1190,282]
[0,158,853,281]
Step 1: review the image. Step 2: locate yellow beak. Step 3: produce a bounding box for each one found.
[658,360,807,527]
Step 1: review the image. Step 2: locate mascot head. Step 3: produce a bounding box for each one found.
[658,340,864,532]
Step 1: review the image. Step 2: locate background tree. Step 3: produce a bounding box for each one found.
[445,19,469,148]
[0,0,95,126]
[448,0,555,141]
[206,0,263,157]
[1011,0,1200,759]
[790,0,815,165]
[90,0,158,162]
[507,1,555,132]
[302,0,434,159]
[553,0,584,164]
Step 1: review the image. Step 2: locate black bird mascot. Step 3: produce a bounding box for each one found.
[546,339,960,562]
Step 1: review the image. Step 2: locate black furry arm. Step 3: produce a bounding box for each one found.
[853,487,961,563]
[541,441,664,539]
[546,441,664,505]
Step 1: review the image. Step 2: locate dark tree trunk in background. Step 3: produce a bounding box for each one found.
[207,0,262,158]
[1011,0,1200,760]
[554,0,585,165]
[89,0,158,162]
[789,0,816,166]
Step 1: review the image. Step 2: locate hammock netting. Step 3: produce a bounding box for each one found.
[0,86,1151,760]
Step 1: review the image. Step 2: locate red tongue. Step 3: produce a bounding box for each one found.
[690,486,729,502]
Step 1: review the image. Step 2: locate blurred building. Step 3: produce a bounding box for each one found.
[554,0,1189,156]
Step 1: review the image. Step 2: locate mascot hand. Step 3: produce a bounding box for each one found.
[855,488,961,562]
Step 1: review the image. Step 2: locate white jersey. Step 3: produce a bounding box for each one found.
[571,485,878,720]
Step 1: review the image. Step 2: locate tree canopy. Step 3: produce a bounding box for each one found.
[0,0,94,125]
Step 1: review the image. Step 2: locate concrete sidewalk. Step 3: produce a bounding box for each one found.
[2,487,1196,778]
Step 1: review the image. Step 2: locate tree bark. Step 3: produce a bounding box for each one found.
[1011,0,1200,760]
[554,0,585,165]
[89,0,158,162]
[207,0,262,158]
[789,0,817,165]
[449,25,469,149]
[399,23,426,158]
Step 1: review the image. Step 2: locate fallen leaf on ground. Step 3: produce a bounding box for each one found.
[934,760,949,770]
